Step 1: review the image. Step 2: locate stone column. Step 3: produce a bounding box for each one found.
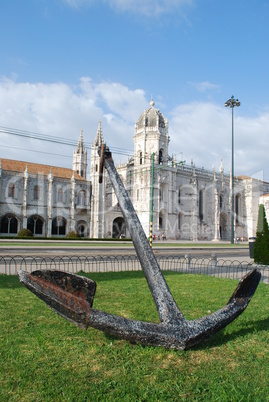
[191,170,198,242]
[70,173,76,232]
[47,170,53,237]
[22,166,29,228]
[213,170,220,241]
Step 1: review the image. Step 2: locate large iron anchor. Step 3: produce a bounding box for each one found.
[19,145,261,350]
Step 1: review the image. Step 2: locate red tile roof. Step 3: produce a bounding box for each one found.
[0,158,85,180]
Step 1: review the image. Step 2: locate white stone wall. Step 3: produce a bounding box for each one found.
[0,169,90,237]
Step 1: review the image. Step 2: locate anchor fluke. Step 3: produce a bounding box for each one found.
[19,270,96,329]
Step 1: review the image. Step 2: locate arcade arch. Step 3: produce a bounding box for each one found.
[112,217,126,238]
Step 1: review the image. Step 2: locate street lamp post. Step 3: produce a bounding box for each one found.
[225,95,240,244]
[149,152,155,247]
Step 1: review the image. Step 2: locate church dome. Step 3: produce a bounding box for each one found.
[136,100,167,130]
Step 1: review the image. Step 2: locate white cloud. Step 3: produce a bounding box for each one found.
[1,76,269,181]
[188,81,220,93]
[62,0,94,8]
[62,0,193,16]
[0,76,147,170]
[106,0,193,16]
[169,102,269,180]
[95,82,146,121]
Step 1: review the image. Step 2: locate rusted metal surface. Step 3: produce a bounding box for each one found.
[19,270,95,329]
[19,145,261,350]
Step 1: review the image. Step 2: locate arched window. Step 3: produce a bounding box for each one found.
[35,218,43,235]
[145,116,148,127]
[0,215,18,234]
[8,183,15,198]
[220,195,223,209]
[27,216,43,235]
[178,214,181,230]
[235,195,240,224]
[139,152,143,165]
[77,222,86,238]
[199,190,204,221]
[51,217,66,236]
[34,185,40,200]
[159,150,163,165]
[78,190,86,206]
[57,188,63,203]
[112,217,126,239]
[27,217,34,234]
[0,216,9,233]
[9,217,18,233]
[178,189,181,204]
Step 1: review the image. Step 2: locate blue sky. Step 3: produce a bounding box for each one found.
[1,0,269,180]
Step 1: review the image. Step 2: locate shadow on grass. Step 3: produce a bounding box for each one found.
[193,317,269,351]
[79,270,147,282]
[103,316,269,351]
[79,270,183,282]
[0,274,21,288]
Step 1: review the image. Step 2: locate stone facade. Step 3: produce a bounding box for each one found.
[1,100,268,240]
[90,100,269,241]
[0,153,91,237]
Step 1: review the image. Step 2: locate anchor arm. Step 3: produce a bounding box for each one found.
[90,269,261,350]
[185,268,261,348]
[18,269,190,349]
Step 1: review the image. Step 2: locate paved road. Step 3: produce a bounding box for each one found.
[1,243,267,283]
[0,244,252,262]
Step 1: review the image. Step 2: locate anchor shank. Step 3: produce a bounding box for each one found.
[103,152,184,323]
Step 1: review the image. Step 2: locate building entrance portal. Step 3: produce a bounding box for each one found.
[77,221,89,238]
[112,217,126,238]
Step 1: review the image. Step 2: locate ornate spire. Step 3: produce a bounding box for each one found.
[212,165,216,181]
[94,121,104,146]
[76,129,86,154]
[219,159,224,174]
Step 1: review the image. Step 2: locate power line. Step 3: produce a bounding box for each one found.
[0,144,72,159]
[0,126,78,146]
[0,125,134,158]
[0,125,185,165]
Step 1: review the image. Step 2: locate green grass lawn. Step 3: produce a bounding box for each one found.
[0,272,268,401]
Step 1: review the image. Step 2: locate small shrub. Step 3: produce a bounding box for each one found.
[253,204,269,264]
[17,228,34,238]
[66,231,80,239]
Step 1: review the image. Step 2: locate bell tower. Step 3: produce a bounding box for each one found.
[90,121,106,238]
[134,99,169,166]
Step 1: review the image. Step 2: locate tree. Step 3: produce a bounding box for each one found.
[253,204,269,264]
